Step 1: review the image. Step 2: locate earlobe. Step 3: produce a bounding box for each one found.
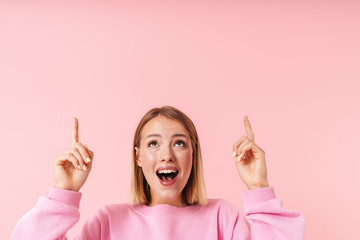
[135,146,142,167]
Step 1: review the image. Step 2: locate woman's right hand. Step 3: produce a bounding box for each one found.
[53,117,94,192]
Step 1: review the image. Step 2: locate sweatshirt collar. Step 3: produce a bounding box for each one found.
[131,202,204,216]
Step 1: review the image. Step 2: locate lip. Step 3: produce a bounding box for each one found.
[156,166,179,186]
[158,173,178,186]
[156,166,179,172]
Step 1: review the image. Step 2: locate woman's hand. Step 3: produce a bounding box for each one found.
[53,117,94,192]
[233,116,269,190]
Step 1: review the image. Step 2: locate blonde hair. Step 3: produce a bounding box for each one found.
[130,106,207,206]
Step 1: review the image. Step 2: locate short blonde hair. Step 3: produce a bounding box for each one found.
[131,106,207,206]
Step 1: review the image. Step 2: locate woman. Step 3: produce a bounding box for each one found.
[10,106,305,239]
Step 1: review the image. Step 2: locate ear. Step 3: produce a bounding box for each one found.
[134,146,142,167]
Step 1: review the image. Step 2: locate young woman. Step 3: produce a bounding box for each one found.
[10,106,305,239]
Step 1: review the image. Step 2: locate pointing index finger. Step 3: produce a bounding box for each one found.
[72,117,79,146]
[244,115,254,141]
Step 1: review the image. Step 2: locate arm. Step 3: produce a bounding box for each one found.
[232,116,305,239]
[240,187,305,240]
[11,118,96,239]
[10,187,81,240]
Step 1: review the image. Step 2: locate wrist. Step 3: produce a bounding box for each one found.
[247,181,269,190]
[55,184,80,192]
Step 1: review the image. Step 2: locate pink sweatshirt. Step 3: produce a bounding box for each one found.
[10,186,305,239]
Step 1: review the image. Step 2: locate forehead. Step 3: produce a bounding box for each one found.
[141,115,189,136]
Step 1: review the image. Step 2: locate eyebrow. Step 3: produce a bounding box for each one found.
[145,133,188,139]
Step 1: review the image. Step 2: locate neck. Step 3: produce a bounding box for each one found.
[148,197,187,208]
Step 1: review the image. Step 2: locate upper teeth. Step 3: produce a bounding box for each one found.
[157,169,176,174]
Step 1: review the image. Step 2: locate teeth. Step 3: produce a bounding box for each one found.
[157,169,176,174]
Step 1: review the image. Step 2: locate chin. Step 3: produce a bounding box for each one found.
[147,172,189,205]
[150,183,185,205]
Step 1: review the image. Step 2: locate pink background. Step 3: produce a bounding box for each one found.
[1,1,359,239]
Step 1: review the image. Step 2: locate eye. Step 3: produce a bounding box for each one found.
[148,140,158,147]
[174,140,186,147]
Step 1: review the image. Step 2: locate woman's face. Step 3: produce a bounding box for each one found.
[135,115,193,207]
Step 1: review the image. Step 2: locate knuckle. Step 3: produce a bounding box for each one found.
[70,148,77,155]
[76,143,88,155]
[81,151,90,159]
[70,153,78,161]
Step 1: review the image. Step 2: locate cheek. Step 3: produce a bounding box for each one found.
[178,150,193,170]
[140,151,157,172]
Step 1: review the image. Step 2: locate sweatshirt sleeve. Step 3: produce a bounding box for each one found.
[10,186,82,240]
[236,187,306,240]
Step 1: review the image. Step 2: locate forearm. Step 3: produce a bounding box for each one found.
[10,187,82,240]
[242,187,305,240]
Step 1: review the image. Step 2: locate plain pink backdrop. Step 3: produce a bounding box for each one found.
[1,1,359,239]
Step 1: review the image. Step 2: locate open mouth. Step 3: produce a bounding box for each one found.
[156,169,179,182]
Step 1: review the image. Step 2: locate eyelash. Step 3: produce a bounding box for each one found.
[148,141,158,147]
[175,140,186,147]
[147,140,186,147]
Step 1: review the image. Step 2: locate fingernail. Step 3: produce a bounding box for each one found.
[86,157,91,163]
[237,156,241,162]
[82,165,87,171]
[78,165,81,170]
[232,151,236,157]
[239,153,243,159]
[85,144,88,148]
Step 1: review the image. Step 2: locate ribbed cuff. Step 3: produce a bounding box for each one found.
[49,186,82,209]
[241,187,276,210]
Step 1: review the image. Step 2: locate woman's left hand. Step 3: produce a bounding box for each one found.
[233,116,269,190]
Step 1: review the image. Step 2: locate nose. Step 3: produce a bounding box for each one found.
[160,146,174,162]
